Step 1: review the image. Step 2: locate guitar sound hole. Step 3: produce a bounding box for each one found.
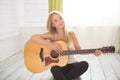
[50,50,59,58]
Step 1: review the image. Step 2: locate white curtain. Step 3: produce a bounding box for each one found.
[63,0,120,52]
[63,0,120,27]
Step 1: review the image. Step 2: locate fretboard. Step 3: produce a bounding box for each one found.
[60,49,97,56]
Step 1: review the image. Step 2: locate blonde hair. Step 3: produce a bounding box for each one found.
[46,11,72,46]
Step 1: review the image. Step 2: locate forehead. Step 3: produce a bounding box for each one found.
[52,13,61,19]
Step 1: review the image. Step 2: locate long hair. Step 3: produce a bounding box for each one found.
[46,11,72,46]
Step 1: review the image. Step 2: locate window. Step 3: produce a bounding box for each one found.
[63,0,119,27]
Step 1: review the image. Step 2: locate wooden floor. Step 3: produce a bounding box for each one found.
[0,51,120,80]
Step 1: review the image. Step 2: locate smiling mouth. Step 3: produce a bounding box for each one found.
[60,23,64,26]
[59,24,64,27]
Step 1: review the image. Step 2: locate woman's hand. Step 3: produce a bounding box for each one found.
[48,43,63,54]
[94,50,102,56]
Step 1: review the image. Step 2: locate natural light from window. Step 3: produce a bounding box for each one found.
[63,0,120,27]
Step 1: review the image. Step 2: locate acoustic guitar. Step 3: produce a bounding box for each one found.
[24,40,115,73]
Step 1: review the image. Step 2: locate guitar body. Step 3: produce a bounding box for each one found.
[24,40,68,73]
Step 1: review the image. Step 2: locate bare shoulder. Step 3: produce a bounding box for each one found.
[69,31,76,38]
[68,31,81,50]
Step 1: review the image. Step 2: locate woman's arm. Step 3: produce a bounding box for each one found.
[69,31,81,50]
[70,31,102,56]
[30,32,53,46]
[30,32,63,53]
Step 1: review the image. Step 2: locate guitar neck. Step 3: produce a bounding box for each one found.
[61,49,98,56]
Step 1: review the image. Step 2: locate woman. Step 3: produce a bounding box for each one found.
[31,11,101,80]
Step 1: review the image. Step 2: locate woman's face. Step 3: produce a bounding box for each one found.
[51,13,65,29]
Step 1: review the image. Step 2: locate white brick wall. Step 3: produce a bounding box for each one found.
[23,0,48,27]
[0,0,19,36]
[0,0,49,37]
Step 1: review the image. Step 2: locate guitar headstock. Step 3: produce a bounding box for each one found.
[101,46,115,53]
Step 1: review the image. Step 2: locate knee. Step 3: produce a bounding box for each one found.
[50,66,61,74]
[80,61,89,70]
